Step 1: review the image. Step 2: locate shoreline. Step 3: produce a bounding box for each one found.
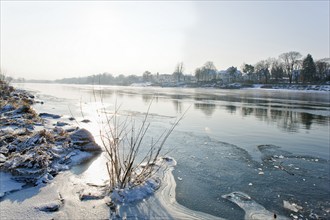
[0,84,102,197]
[0,155,225,220]
[1,83,317,219]
[115,157,224,220]
[15,82,330,92]
[1,83,223,219]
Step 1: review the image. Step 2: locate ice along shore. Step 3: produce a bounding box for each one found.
[0,83,221,219]
[0,83,290,219]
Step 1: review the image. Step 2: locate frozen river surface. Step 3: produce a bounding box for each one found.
[15,83,330,219]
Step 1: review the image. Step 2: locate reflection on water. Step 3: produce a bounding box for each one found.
[225,105,237,114]
[63,85,329,133]
[229,106,329,132]
[140,88,328,132]
[194,103,216,116]
[92,86,329,132]
[17,83,329,144]
[16,82,329,138]
[142,93,153,103]
[191,93,328,133]
[172,100,183,114]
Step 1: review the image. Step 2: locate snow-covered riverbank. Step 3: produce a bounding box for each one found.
[251,83,330,91]
[131,81,330,92]
[0,85,101,197]
[0,156,209,219]
[1,153,288,220]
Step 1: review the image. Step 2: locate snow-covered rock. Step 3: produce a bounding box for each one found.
[39,113,61,119]
[69,128,102,152]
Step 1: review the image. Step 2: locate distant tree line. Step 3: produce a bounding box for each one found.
[54,73,142,86]
[193,51,329,85]
[10,51,330,86]
[240,52,329,84]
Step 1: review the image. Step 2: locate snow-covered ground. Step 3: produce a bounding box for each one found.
[0,157,221,219]
[253,84,330,92]
[1,155,288,219]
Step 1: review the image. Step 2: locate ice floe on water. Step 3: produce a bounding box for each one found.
[222,192,289,220]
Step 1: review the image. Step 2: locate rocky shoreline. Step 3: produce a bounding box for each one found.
[0,83,102,197]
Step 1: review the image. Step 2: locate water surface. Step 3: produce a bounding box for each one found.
[15,83,330,219]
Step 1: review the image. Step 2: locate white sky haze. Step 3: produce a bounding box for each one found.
[1,1,329,80]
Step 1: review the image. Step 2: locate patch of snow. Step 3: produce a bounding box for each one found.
[222,192,289,220]
[130,82,153,87]
[111,178,160,203]
[283,200,303,212]
[0,172,25,198]
[69,150,94,165]
[1,156,222,220]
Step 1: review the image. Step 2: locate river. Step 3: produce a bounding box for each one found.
[15,83,330,219]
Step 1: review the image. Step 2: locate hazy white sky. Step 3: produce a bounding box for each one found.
[1,1,329,80]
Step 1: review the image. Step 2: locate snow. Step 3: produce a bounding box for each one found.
[113,157,223,220]
[248,84,330,92]
[283,200,303,213]
[130,82,153,87]
[222,192,289,220]
[0,156,223,220]
[0,172,25,198]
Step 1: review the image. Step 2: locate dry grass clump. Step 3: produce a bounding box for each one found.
[100,104,185,190]
[0,72,14,100]
[0,72,39,123]
[38,129,55,144]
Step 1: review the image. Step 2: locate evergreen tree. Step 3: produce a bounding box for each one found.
[301,54,316,83]
[227,66,238,83]
[242,64,255,82]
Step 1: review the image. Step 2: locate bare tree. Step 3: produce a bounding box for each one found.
[315,58,330,81]
[279,51,302,84]
[142,71,152,82]
[194,67,202,82]
[293,59,303,83]
[202,61,217,82]
[268,58,284,83]
[255,60,270,83]
[173,62,184,82]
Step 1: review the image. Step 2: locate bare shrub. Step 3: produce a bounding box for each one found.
[99,102,186,190]
[0,69,14,102]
